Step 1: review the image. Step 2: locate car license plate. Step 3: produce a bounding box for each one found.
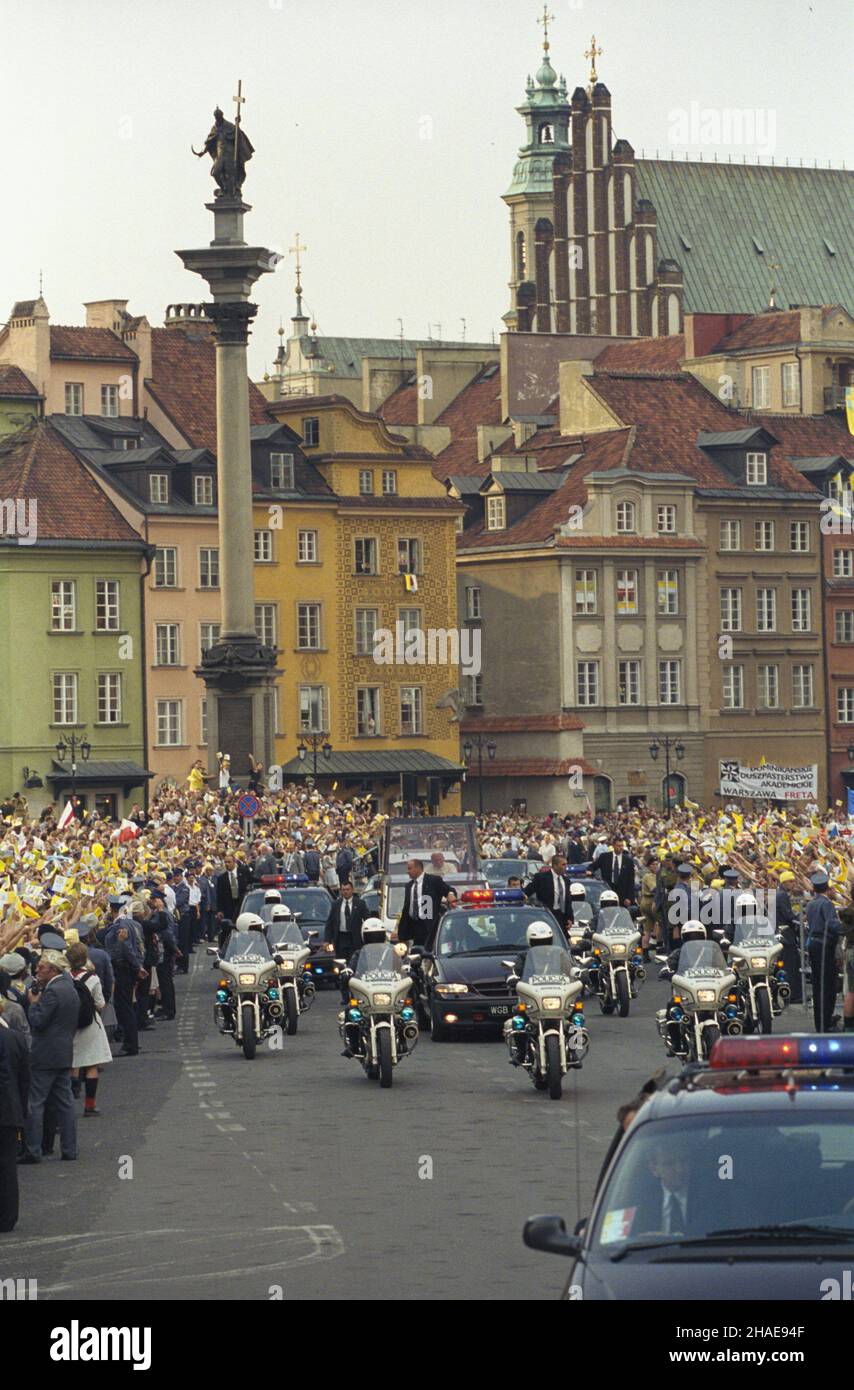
[489,1004,509,1016]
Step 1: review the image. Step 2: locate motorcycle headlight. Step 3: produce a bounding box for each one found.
[436,983,468,996]
[279,959,295,971]
[750,956,768,969]
[697,989,717,1004]
[372,992,392,1007]
[610,943,627,956]
[542,997,562,1010]
[238,973,257,985]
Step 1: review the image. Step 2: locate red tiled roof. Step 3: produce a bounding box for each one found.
[432,370,505,477]
[149,328,271,452]
[379,380,418,425]
[480,758,598,778]
[0,420,143,543]
[594,335,685,373]
[0,365,40,399]
[748,412,853,468]
[50,325,137,362]
[461,714,584,732]
[709,310,802,353]
[555,534,703,548]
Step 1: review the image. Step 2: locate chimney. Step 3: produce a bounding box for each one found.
[2,296,50,395]
[163,303,215,337]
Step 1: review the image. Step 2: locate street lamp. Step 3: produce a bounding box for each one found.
[847,745,854,763]
[297,732,332,780]
[462,734,497,818]
[649,735,685,817]
[55,732,91,807]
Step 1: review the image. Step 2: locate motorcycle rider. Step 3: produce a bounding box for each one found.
[339,917,394,1058]
[659,919,706,1055]
[507,920,560,1065]
[219,912,268,1029]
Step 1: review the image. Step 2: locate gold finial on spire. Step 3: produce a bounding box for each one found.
[290,232,308,317]
[537,5,555,52]
[585,34,603,86]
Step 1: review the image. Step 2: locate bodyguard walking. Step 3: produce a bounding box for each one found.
[0,1004,29,1229]
[21,950,79,1163]
[104,898,144,1056]
[805,872,842,1032]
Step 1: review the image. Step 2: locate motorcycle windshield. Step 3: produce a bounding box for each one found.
[521,945,574,982]
[676,940,728,976]
[353,942,406,978]
[597,908,635,935]
[268,921,305,949]
[222,931,272,965]
[731,917,777,948]
[571,903,593,924]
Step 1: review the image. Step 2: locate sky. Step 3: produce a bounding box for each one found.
[2,0,851,375]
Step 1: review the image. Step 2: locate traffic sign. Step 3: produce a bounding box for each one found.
[238,792,260,820]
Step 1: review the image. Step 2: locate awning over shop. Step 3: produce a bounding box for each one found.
[279,751,464,779]
[49,760,153,791]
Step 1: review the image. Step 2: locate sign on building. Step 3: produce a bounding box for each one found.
[719,760,818,801]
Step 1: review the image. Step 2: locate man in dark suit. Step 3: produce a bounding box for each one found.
[396,859,453,946]
[0,1011,30,1230]
[21,952,79,1164]
[525,854,571,929]
[216,854,251,927]
[324,882,369,957]
[597,837,636,906]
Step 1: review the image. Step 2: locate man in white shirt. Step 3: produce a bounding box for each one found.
[648,1145,691,1235]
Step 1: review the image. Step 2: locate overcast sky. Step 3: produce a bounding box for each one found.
[2,0,851,374]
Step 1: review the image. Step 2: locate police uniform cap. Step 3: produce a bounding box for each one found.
[810,872,829,889]
[722,869,740,882]
[0,952,27,976]
[677,863,693,875]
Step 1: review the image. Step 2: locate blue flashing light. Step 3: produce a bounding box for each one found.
[494,888,526,904]
[566,864,593,877]
[725,1005,738,1018]
[268,988,279,1000]
[511,1016,526,1031]
[574,1013,585,1027]
[401,1006,415,1021]
[347,1008,362,1021]
[671,1006,684,1021]
[216,990,228,1003]
[283,873,310,884]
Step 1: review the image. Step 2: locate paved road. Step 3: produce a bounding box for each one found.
[5,952,807,1301]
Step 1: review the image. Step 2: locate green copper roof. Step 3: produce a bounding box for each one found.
[635,160,854,314]
[291,335,491,380]
[504,47,570,199]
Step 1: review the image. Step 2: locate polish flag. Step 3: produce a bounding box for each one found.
[57,800,75,830]
[111,819,140,844]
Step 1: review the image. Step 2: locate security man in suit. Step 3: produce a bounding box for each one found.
[805,872,842,1032]
[215,854,252,946]
[21,950,79,1163]
[525,853,571,929]
[396,858,452,946]
[325,881,369,958]
[104,898,145,1056]
[774,871,803,1003]
[596,837,637,906]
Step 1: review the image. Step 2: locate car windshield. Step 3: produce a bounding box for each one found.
[481,859,532,881]
[731,917,777,947]
[521,945,575,982]
[267,921,305,949]
[360,891,381,914]
[279,889,332,921]
[435,909,566,957]
[573,878,605,907]
[384,818,478,873]
[353,942,407,978]
[240,889,282,921]
[675,940,729,976]
[222,931,272,964]
[595,907,636,935]
[570,902,594,925]
[592,1113,854,1251]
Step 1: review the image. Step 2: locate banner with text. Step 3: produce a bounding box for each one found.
[719,760,818,801]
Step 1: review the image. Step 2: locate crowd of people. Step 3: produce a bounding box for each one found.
[1,776,853,1235]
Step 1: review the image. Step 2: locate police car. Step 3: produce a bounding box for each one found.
[241,875,337,986]
[410,888,566,1041]
[523,1034,854,1299]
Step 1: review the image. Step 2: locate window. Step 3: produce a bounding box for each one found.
[356,687,381,736]
[399,607,422,638]
[615,500,636,533]
[302,417,320,447]
[577,661,599,706]
[397,538,422,574]
[101,384,119,418]
[199,548,219,589]
[834,549,854,578]
[194,475,214,506]
[199,622,220,657]
[355,607,379,656]
[486,495,506,531]
[359,469,374,496]
[575,570,597,615]
[97,672,122,724]
[51,580,76,632]
[835,610,854,643]
[781,362,800,408]
[793,664,814,709]
[720,519,741,551]
[838,689,854,724]
[754,520,774,551]
[64,383,84,416]
[92,579,120,633]
[618,660,641,706]
[382,470,398,496]
[200,696,208,746]
[400,686,423,734]
[149,473,169,504]
[354,538,378,575]
[720,587,742,632]
[657,505,676,534]
[53,672,78,725]
[722,664,744,710]
[657,570,678,615]
[465,586,482,620]
[119,437,139,451]
[297,529,318,563]
[756,588,777,632]
[616,569,638,614]
[757,663,779,708]
[270,452,295,489]
[153,547,177,588]
[791,588,811,632]
[297,603,321,650]
[156,699,182,746]
[465,674,483,707]
[790,521,810,552]
[746,451,767,485]
[751,367,770,409]
[658,660,681,705]
[155,623,180,666]
[299,685,326,732]
[254,529,273,562]
[828,474,853,511]
[255,604,277,648]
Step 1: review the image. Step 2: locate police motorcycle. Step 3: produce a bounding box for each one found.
[656,921,742,1062]
[207,913,287,1059]
[337,919,419,1089]
[567,883,594,953]
[267,904,314,1034]
[586,890,644,1018]
[502,922,589,1100]
[722,898,790,1034]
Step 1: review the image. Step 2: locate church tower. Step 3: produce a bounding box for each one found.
[502,9,570,332]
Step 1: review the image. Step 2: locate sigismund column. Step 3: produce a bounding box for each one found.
[176,95,279,780]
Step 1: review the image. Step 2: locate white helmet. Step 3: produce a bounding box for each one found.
[681,920,707,943]
[361,916,386,944]
[735,892,757,910]
[599,889,619,908]
[263,889,282,904]
[526,920,554,948]
[269,904,294,922]
[236,911,265,932]
[569,882,587,900]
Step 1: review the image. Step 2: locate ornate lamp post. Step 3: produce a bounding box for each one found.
[55,733,91,805]
[649,736,685,817]
[462,734,497,817]
[298,733,332,782]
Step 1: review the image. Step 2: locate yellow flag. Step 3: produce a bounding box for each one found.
[846,387,854,437]
[759,755,767,767]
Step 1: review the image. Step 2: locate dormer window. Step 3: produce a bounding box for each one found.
[194,475,214,506]
[270,452,294,489]
[746,452,767,485]
[615,500,636,533]
[486,495,506,531]
[150,473,169,504]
